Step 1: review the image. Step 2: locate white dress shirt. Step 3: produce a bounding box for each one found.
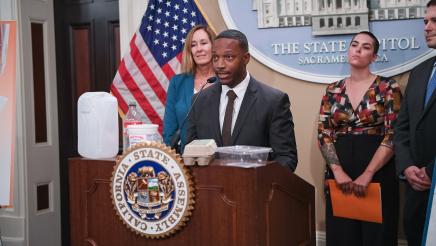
[219,72,250,134]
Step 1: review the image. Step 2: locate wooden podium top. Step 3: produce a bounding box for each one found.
[68,157,315,246]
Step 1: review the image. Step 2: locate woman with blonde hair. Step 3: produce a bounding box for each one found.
[163,25,215,152]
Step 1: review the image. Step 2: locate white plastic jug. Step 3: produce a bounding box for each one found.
[77,92,118,159]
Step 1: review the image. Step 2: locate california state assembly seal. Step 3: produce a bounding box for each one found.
[110,142,195,238]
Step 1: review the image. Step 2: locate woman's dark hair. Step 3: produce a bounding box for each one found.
[351,31,380,55]
[427,0,436,8]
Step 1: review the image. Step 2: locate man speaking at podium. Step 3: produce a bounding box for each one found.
[186,29,298,171]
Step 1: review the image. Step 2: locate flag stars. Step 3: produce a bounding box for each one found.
[116,0,207,89]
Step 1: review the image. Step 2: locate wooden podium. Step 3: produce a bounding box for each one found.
[69,158,315,246]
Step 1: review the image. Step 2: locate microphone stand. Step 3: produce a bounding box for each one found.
[169,77,217,152]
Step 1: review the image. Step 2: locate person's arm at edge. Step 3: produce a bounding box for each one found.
[394,70,431,190]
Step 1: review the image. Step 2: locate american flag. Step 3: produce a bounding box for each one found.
[110,0,208,133]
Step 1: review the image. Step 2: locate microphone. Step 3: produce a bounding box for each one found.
[170,77,217,152]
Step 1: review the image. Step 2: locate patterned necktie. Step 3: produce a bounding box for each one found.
[425,69,436,106]
[222,90,237,146]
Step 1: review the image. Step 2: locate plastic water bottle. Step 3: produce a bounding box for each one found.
[123,102,142,152]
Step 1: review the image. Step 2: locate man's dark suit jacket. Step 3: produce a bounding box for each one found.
[395,56,436,177]
[186,77,298,171]
[394,56,436,246]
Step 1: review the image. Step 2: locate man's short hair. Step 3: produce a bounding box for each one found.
[215,29,249,53]
[428,0,436,8]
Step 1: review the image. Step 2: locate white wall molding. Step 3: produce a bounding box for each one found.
[0,215,24,239]
[0,0,15,20]
[1,237,25,246]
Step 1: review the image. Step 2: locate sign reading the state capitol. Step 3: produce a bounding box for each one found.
[218,0,435,83]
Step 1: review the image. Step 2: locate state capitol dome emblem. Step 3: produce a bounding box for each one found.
[218,0,435,83]
[111,142,195,238]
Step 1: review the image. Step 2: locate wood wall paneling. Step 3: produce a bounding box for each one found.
[108,21,122,148]
[71,25,92,99]
[31,22,48,143]
[108,21,120,81]
[55,1,120,244]
[36,183,50,211]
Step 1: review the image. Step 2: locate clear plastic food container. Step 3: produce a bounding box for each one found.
[215,145,272,168]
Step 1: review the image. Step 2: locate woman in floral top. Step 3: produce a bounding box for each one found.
[318,31,402,245]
